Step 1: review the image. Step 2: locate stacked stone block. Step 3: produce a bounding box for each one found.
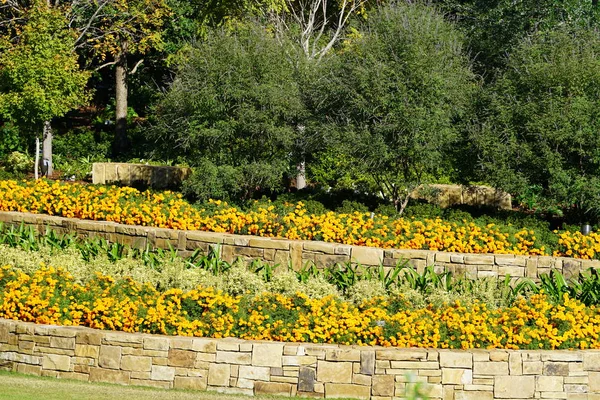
[1,319,599,399]
[1,210,600,282]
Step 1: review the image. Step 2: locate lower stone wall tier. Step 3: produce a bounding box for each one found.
[1,319,599,399]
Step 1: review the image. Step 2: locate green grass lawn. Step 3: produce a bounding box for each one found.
[0,370,303,400]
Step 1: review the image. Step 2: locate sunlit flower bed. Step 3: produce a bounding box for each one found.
[0,179,598,258]
[1,265,599,350]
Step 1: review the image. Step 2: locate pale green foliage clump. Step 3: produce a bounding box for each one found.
[266,270,303,296]
[300,275,340,299]
[0,244,222,291]
[217,265,266,296]
[346,279,387,304]
[392,277,520,310]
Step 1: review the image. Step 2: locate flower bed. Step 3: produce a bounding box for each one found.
[1,265,599,350]
[0,179,598,258]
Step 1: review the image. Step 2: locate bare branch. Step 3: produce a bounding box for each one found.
[94,60,117,71]
[129,58,144,74]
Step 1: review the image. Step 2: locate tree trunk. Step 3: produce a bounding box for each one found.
[114,43,128,156]
[42,121,53,177]
[296,160,306,190]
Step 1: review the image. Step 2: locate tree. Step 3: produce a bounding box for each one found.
[470,26,600,221]
[432,0,600,78]
[316,2,476,213]
[150,25,305,201]
[0,1,89,175]
[69,0,170,155]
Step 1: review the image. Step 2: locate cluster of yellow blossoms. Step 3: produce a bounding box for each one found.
[0,179,597,258]
[1,265,599,350]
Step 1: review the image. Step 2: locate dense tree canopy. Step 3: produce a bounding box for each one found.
[151,25,305,200]
[314,3,476,211]
[470,26,600,219]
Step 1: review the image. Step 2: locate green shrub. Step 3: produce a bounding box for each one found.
[335,200,370,214]
[5,151,32,175]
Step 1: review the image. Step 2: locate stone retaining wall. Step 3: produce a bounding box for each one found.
[1,210,598,281]
[92,163,191,190]
[0,319,598,399]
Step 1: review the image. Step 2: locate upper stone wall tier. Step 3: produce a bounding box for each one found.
[92,163,191,190]
[410,184,512,210]
[1,318,599,399]
[1,210,598,281]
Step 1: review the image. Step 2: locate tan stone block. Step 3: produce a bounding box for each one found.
[489,351,509,362]
[75,332,103,347]
[36,346,75,356]
[217,351,251,365]
[351,246,383,265]
[272,376,299,384]
[151,365,175,381]
[564,376,588,385]
[440,352,472,368]
[352,374,372,386]
[174,376,208,390]
[326,349,361,362]
[192,338,217,353]
[454,390,493,400]
[252,343,284,367]
[537,375,564,392]
[509,353,522,375]
[98,346,121,369]
[57,372,88,381]
[589,372,600,393]
[372,375,395,396]
[168,349,195,368]
[303,242,337,254]
[50,337,75,350]
[464,255,495,265]
[171,338,194,350]
[240,343,253,352]
[473,361,508,376]
[317,361,352,383]
[239,365,270,381]
[143,337,170,351]
[376,351,428,361]
[130,379,171,389]
[237,378,255,389]
[388,361,440,370]
[42,354,71,372]
[121,355,152,372]
[89,367,130,385]
[494,375,535,399]
[103,332,142,346]
[75,345,99,359]
[542,353,584,362]
[131,371,151,380]
[208,363,230,387]
[196,352,216,363]
[361,351,375,376]
[283,356,317,366]
[442,368,472,385]
[255,381,293,396]
[325,383,370,399]
[544,362,570,376]
[523,361,543,375]
[16,364,42,376]
[584,353,600,371]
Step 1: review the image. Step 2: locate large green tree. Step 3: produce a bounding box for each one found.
[433,0,600,78]
[0,1,89,175]
[151,25,305,201]
[470,26,600,221]
[316,2,476,212]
